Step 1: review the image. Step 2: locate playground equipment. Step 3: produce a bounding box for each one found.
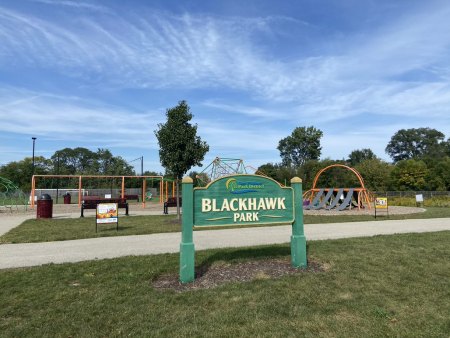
[303,164,374,211]
[196,157,281,187]
[0,176,28,212]
[30,175,164,208]
[197,157,247,186]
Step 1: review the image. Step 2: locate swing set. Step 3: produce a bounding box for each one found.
[30,175,164,208]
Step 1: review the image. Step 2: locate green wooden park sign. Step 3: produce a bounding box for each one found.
[180,174,307,283]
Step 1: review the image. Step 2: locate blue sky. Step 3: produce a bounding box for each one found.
[1,0,450,174]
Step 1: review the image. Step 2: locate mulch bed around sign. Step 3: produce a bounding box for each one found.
[152,258,325,292]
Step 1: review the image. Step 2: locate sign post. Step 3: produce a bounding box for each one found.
[375,197,389,218]
[290,177,307,267]
[180,177,195,283]
[179,175,307,284]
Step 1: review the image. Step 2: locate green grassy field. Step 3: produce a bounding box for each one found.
[1,207,450,244]
[0,232,449,337]
[0,208,450,244]
[0,214,179,243]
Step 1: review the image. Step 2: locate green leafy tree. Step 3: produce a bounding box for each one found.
[385,128,446,163]
[51,147,98,175]
[0,156,51,191]
[155,100,209,218]
[355,159,392,191]
[347,148,377,166]
[257,163,281,181]
[390,159,429,191]
[51,148,133,177]
[256,163,297,186]
[423,157,450,190]
[433,157,450,190]
[188,171,210,187]
[96,149,134,175]
[277,126,323,167]
[298,160,322,190]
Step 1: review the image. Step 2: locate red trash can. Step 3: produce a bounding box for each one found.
[37,194,53,219]
[63,193,71,204]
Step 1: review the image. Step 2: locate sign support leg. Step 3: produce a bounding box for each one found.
[180,177,195,283]
[291,177,307,268]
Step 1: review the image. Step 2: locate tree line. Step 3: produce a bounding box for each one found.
[0,148,152,191]
[258,126,450,192]
[2,99,449,194]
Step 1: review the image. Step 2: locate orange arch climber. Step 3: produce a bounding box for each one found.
[304,164,373,210]
[311,164,367,190]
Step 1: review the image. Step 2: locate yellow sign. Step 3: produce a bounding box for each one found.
[96,203,118,224]
[375,197,388,209]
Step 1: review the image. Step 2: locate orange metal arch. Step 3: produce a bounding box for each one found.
[311,164,366,190]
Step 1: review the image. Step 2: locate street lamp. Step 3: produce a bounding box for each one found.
[32,137,36,175]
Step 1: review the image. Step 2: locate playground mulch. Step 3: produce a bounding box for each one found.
[304,206,426,216]
[153,258,326,292]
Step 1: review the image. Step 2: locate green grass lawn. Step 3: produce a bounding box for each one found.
[0,232,449,337]
[0,214,182,243]
[1,207,450,244]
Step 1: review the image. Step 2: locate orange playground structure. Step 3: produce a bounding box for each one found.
[30,175,165,208]
[303,164,374,211]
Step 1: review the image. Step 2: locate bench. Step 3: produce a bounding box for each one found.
[82,196,102,201]
[123,194,139,202]
[81,198,129,217]
[164,197,181,214]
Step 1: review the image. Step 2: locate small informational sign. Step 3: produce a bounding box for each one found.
[96,203,118,232]
[415,194,424,202]
[375,197,388,209]
[105,194,112,199]
[375,197,388,218]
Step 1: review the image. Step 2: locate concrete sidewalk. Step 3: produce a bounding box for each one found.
[0,217,449,269]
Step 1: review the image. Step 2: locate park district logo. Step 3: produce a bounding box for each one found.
[225,178,265,194]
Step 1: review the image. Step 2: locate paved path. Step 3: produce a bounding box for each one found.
[0,217,449,269]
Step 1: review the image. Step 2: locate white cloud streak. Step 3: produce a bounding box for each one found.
[0,87,162,149]
[1,3,450,109]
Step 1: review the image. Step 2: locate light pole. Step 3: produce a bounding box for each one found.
[32,137,36,175]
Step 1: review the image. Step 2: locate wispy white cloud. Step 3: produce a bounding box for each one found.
[201,100,290,120]
[29,0,109,12]
[2,2,450,109]
[0,6,326,100]
[0,87,162,149]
